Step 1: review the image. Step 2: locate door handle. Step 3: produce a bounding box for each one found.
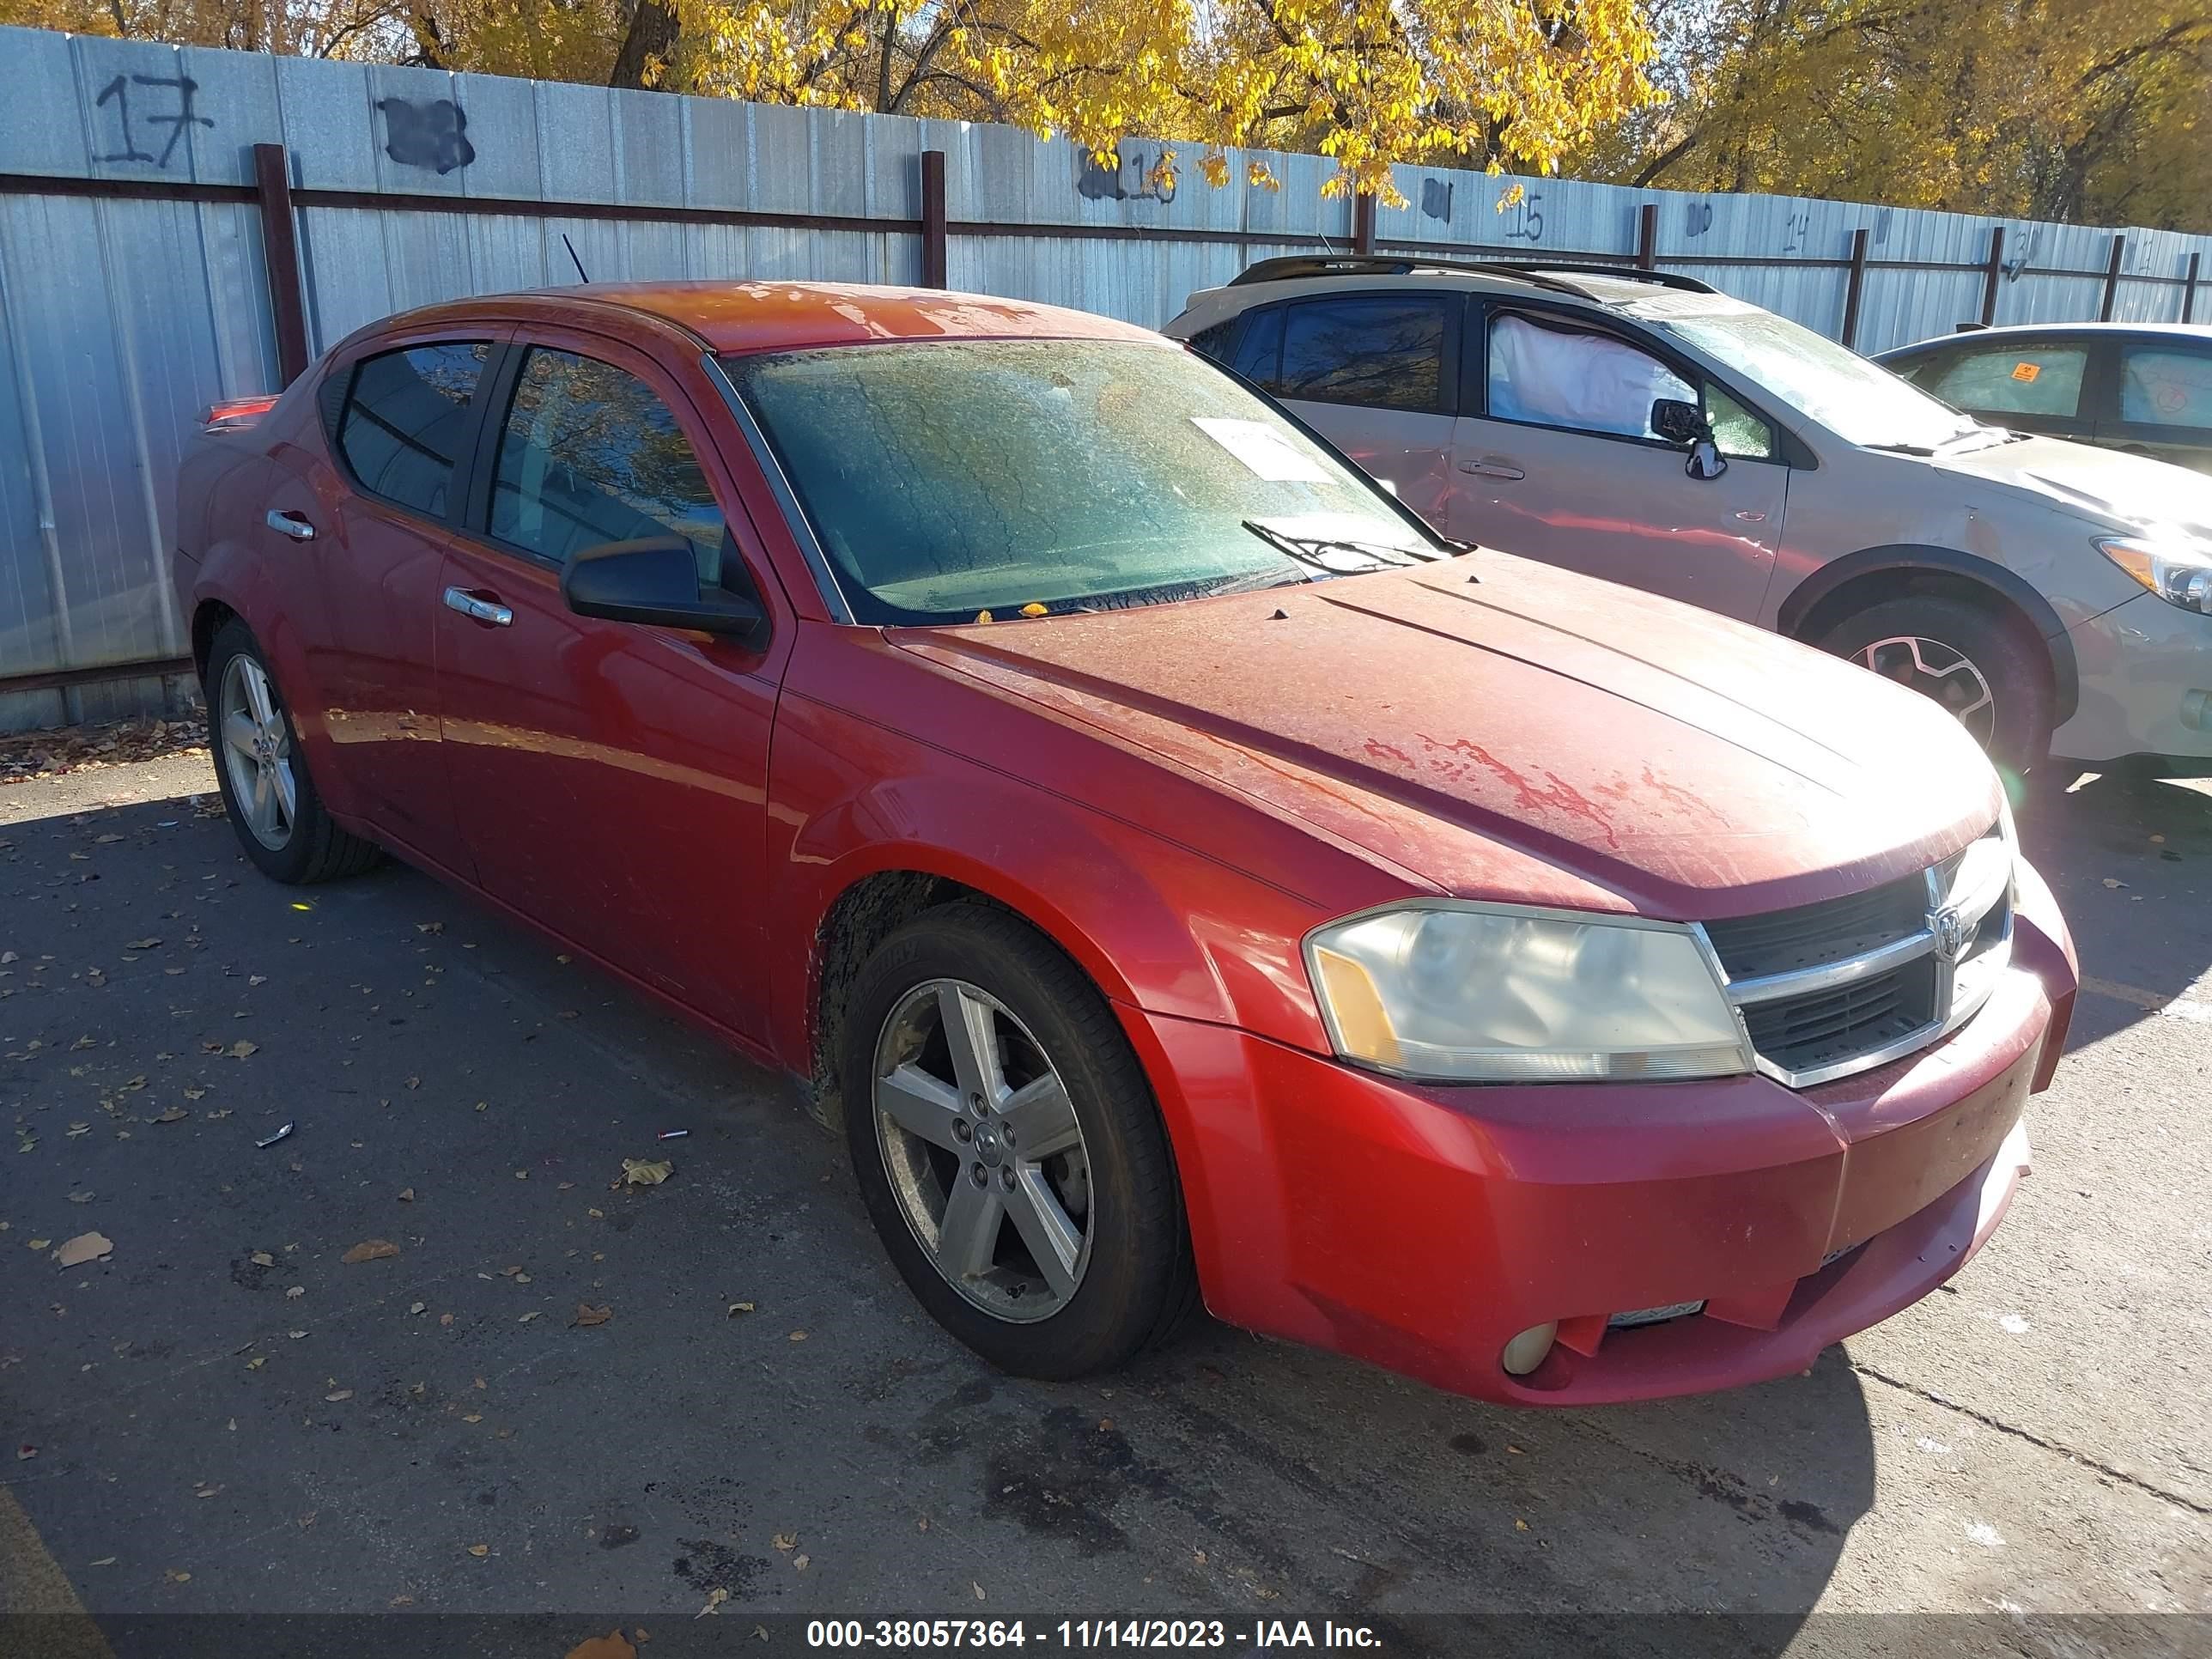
[1458,456,1526,480]
[265,509,317,542]
[442,586,513,627]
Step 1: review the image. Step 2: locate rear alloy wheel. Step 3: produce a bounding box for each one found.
[205,620,381,884]
[842,904,1194,1378]
[1820,595,2052,781]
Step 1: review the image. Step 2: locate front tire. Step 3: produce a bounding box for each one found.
[206,620,380,884]
[1820,595,2053,780]
[841,903,1193,1379]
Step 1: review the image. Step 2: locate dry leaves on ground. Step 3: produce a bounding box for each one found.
[0,716,209,786]
[55,1231,112,1267]
[564,1634,636,1659]
[617,1158,672,1188]
[341,1240,398,1265]
[573,1303,611,1328]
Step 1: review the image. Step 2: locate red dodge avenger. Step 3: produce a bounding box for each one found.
[175,281,2077,1405]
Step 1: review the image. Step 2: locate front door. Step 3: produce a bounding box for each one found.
[1451,305,1790,621]
[2103,339,2212,474]
[432,330,790,1041]
[298,334,504,875]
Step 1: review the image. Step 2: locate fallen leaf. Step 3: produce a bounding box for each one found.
[726,1302,755,1317]
[416,922,444,935]
[618,1158,672,1188]
[793,1553,810,1571]
[88,1557,115,1567]
[150,1106,189,1125]
[461,1413,483,1424]
[246,1357,265,1370]
[249,1251,275,1267]
[1515,1518,1528,1532]
[500,1265,526,1279]
[341,1240,399,1265]
[324,1389,352,1402]
[398,1188,415,1203]
[15,1444,33,1460]
[440,1313,454,1327]
[696,1587,728,1619]
[787,1330,807,1343]
[517,1311,542,1323]
[125,938,161,951]
[66,1191,93,1205]
[465,1544,489,1558]
[165,1569,190,1583]
[285,1285,304,1299]
[573,1303,612,1328]
[2102,878,2126,890]
[27,1239,50,1252]
[564,1634,637,1659]
[973,1582,987,1601]
[55,1231,113,1267]
[227,1041,258,1059]
[408,1302,426,1316]
[194,1483,222,1499]
[772,1533,797,1552]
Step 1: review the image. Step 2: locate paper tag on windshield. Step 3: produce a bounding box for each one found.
[1191,417,1329,483]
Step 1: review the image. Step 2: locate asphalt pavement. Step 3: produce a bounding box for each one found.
[1,750,2207,1657]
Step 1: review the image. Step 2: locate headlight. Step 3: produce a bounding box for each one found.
[2097,535,2212,613]
[1304,902,1752,1083]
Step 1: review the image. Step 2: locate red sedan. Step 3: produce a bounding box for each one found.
[173,282,2077,1405]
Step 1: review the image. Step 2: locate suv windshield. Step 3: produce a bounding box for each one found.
[723,338,1434,624]
[1639,300,1984,454]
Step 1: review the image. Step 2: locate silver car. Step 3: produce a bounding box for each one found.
[1167,257,2212,783]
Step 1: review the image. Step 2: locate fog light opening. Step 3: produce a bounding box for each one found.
[1500,1322,1559,1377]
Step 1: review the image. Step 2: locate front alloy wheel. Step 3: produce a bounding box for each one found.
[841,903,1194,1378]
[1856,635,1997,748]
[873,979,1092,1320]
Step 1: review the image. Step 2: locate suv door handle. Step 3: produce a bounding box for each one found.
[265,509,317,542]
[1458,456,1526,480]
[442,586,513,627]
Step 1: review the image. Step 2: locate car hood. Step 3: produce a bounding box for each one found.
[1934,432,2212,538]
[891,553,2002,920]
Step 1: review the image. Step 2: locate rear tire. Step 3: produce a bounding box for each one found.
[841,902,1194,1379]
[1820,595,2053,781]
[205,620,381,885]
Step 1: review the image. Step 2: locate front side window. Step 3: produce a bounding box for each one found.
[489,348,726,576]
[1486,313,1694,442]
[337,341,490,517]
[2120,346,2212,430]
[1923,345,2089,418]
[726,337,1434,625]
[1277,297,1451,413]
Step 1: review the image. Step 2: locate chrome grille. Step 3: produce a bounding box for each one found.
[1699,826,2014,1088]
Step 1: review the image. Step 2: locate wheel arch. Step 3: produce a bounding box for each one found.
[1775,545,2078,726]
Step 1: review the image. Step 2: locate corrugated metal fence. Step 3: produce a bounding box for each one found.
[4,24,2210,729]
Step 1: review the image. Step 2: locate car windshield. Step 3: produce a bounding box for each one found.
[1638,298,1984,453]
[722,338,1436,625]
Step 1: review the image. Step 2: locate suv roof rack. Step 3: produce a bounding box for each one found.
[1228,254,1717,301]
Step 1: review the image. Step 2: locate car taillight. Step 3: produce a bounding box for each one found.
[204,395,278,432]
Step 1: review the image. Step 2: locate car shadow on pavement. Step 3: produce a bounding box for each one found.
[0,775,1869,1652]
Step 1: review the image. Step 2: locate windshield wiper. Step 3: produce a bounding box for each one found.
[1239,519,1433,572]
[1863,441,1938,457]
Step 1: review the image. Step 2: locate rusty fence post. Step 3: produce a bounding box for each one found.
[919,149,947,289]
[1352,191,1376,256]
[2100,234,2126,321]
[1839,228,1870,349]
[252,143,310,387]
[1636,203,1658,270]
[1981,227,2005,326]
[2184,252,2201,325]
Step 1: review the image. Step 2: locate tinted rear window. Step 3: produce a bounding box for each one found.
[337,342,491,518]
[1278,297,1451,413]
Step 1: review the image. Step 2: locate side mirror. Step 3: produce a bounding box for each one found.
[562,537,765,643]
[1650,397,1729,482]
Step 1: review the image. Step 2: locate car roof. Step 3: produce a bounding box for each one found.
[1166,256,1725,336]
[349,280,1164,356]
[1876,322,2212,358]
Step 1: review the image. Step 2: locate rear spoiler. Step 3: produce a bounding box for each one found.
[204,394,278,433]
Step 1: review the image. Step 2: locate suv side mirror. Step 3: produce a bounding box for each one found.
[1650,398,1729,482]
[562,537,765,643]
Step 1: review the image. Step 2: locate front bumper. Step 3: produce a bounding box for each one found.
[2051,590,2212,769]
[1124,860,2076,1407]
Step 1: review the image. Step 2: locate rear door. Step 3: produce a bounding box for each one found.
[432,325,792,1041]
[2101,338,2212,473]
[299,331,507,874]
[1450,302,1790,620]
[1899,336,2100,445]
[1234,291,1463,531]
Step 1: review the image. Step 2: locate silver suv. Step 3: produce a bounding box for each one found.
[1167,256,2212,782]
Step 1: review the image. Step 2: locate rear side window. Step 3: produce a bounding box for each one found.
[2120,347,2212,430]
[1186,319,1239,362]
[489,347,726,577]
[336,342,490,518]
[1923,345,2088,418]
[1231,307,1285,388]
[1278,297,1452,413]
